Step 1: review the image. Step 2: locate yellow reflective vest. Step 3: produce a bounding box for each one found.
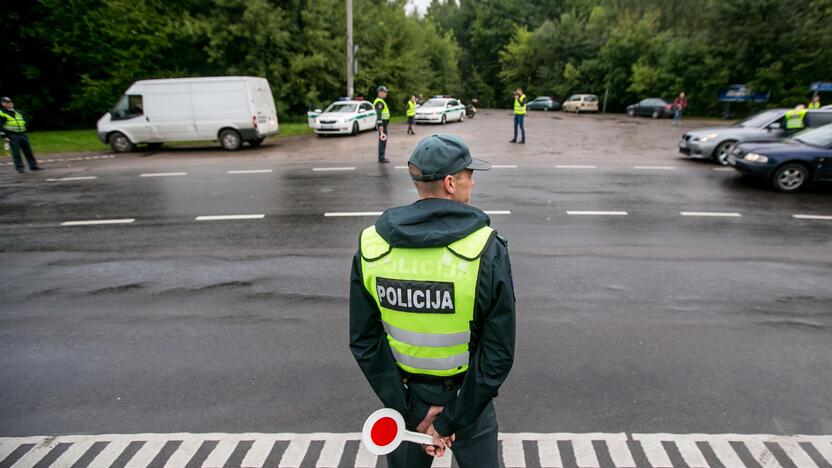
[785,109,807,129]
[514,95,527,115]
[808,101,820,110]
[1,110,27,133]
[360,225,495,377]
[374,97,390,121]
[406,100,417,117]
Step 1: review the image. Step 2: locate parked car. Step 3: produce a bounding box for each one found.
[626,98,674,118]
[728,124,832,192]
[678,109,832,165]
[562,94,599,113]
[308,100,376,136]
[97,76,278,152]
[527,96,561,111]
[414,97,466,124]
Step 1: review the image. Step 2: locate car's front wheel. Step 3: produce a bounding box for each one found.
[441,114,447,125]
[713,140,736,166]
[652,110,660,119]
[627,109,635,117]
[772,163,809,192]
[351,122,359,136]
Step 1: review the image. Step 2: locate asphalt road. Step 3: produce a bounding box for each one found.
[1,111,831,445]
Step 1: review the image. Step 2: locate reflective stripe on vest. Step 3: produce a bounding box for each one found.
[406,100,417,117]
[374,98,390,120]
[2,110,27,133]
[785,109,807,129]
[514,95,527,115]
[808,102,820,110]
[360,224,495,377]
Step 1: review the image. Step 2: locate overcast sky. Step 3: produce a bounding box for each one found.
[407,0,432,15]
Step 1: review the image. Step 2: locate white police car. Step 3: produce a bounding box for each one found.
[414,97,466,125]
[308,100,377,136]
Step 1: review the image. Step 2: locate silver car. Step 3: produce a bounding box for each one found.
[679,109,832,165]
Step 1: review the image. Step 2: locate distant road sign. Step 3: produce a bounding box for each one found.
[809,82,832,92]
[717,84,770,103]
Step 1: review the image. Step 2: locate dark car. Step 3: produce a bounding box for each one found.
[729,124,832,192]
[627,98,674,119]
[527,96,561,111]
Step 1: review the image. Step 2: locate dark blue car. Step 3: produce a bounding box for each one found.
[729,124,832,192]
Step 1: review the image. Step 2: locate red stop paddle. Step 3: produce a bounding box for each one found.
[361,408,435,455]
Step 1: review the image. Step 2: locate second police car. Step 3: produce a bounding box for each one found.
[308,100,377,136]
[414,96,466,125]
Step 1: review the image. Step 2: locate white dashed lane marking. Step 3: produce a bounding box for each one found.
[46,176,97,182]
[324,212,384,217]
[139,172,188,177]
[556,165,597,169]
[492,165,518,169]
[793,214,832,220]
[484,210,511,215]
[195,214,265,221]
[680,211,742,217]
[227,169,273,174]
[61,219,135,226]
[566,210,629,216]
[313,167,355,172]
[1,433,830,468]
[713,167,735,171]
[634,165,675,170]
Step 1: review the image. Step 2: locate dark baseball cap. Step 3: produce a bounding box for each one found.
[408,134,491,182]
[0,97,11,102]
[377,85,388,92]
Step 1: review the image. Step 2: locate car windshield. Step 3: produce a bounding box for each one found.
[736,110,782,128]
[324,103,356,113]
[793,125,832,147]
[423,99,445,107]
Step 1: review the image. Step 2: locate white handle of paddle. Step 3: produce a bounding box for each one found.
[402,429,435,446]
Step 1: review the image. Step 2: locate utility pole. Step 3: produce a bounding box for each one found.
[346,0,354,98]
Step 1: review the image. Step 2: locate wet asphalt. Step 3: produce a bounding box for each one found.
[0,111,830,437]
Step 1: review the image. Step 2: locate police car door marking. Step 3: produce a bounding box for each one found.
[376,277,455,313]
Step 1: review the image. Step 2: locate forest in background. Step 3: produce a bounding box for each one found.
[2,0,831,129]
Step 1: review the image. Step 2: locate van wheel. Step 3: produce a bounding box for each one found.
[249,137,265,147]
[109,132,134,153]
[219,129,242,151]
[351,122,359,136]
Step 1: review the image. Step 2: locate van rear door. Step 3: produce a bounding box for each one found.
[143,82,197,141]
[248,78,278,135]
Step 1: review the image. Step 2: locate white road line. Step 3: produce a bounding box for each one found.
[239,439,275,468]
[228,169,273,174]
[46,176,97,181]
[50,439,97,467]
[501,438,525,468]
[317,436,349,468]
[353,441,378,468]
[87,439,131,468]
[164,439,204,468]
[556,165,596,169]
[312,167,355,171]
[680,211,742,217]
[536,439,562,468]
[713,167,735,172]
[777,439,821,468]
[492,165,518,169]
[195,214,265,221]
[394,166,408,169]
[484,210,511,215]
[571,438,600,468]
[124,439,168,468]
[709,439,746,468]
[566,210,628,216]
[203,439,240,468]
[324,212,383,217]
[793,214,832,220]
[61,219,135,226]
[634,165,675,170]
[278,438,310,468]
[139,172,187,177]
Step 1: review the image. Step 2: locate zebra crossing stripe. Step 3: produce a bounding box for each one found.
[1,433,830,468]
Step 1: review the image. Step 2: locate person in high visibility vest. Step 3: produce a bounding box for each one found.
[1,96,41,173]
[374,86,391,163]
[808,95,821,110]
[406,95,417,135]
[350,134,515,468]
[784,104,808,135]
[510,88,527,144]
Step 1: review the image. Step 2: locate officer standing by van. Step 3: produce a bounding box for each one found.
[374,86,391,163]
[406,95,417,135]
[808,95,821,110]
[350,134,516,468]
[1,97,41,173]
[510,88,527,144]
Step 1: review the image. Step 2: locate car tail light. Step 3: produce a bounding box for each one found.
[665,104,672,109]
[252,116,258,129]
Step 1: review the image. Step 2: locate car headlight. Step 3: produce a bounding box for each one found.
[699,133,719,142]
[743,152,769,163]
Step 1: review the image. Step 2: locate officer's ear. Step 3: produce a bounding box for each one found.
[442,174,456,195]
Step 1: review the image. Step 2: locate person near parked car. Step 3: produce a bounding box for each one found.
[1,96,41,174]
[375,86,391,163]
[407,95,417,135]
[784,104,808,135]
[510,88,527,144]
[672,92,687,126]
[808,95,821,110]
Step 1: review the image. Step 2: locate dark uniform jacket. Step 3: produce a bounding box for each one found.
[349,198,516,437]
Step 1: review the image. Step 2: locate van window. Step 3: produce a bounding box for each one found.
[585,95,598,102]
[111,95,143,121]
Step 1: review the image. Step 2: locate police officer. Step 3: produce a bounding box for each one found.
[784,104,808,135]
[808,95,821,110]
[1,97,41,173]
[350,134,516,468]
[510,88,527,144]
[375,86,391,163]
[406,95,417,135]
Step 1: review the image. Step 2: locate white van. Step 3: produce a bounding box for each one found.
[97,76,279,152]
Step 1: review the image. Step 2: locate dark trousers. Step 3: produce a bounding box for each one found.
[513,114,525,142]
[7,132,38,170]
[387,382,499,468]
[378,121,389,160]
